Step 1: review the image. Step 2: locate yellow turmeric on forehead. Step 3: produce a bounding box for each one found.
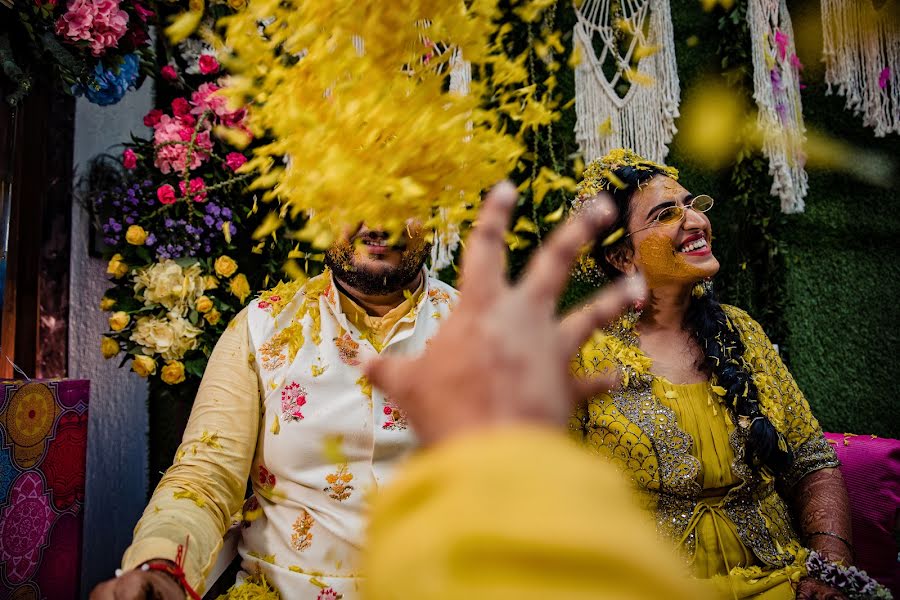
[637,234,708,287]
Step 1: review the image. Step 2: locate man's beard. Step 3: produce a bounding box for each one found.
[324,236,431,295]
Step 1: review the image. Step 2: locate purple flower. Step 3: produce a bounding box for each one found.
[221,207,232,220]
[879,67,891,89]
[145,233,156,246]
[203,215,215,227]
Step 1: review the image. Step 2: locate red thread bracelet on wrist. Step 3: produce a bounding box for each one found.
[141,538,201,600]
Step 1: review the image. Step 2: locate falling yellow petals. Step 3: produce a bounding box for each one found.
[222,221,232,244]
[601,228,625,247]
[597,117,613,137]
[686,35,700,48]
[323,434,347,465]
[542,204,565,224]
[165,7,204,45]
[253,213,283,241]
[200,431,222,448]
[711,385,727,396]
[174,490,206,508]
[271,415,280,435]
[513,216,540,235]
[247,551,276,564]
[624,68,655,87]
[664,390,677,399]
[633,44,660,60]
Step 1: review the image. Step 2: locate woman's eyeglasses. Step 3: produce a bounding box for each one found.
[626,195,715,237]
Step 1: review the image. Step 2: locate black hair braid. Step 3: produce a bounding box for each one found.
[685,290,794,474]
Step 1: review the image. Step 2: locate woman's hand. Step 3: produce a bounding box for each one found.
[796,576,848,600]
[364,181,644,446]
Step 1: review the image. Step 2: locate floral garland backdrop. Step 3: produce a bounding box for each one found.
[90,12,298,390]
[1,0,155,106]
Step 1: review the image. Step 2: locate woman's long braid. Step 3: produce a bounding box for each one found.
[685,289,793,474]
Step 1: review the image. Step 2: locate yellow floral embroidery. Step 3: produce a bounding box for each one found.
[427,288,451,306]
[335,332,360,366]
[258,334,289,371]
[324,464,354,501]
[290,510,315,551]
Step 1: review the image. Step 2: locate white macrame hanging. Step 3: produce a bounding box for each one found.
[822,0,900,137]
[428,48,469,276]
[573,0,680,164]
[747,0,808,214]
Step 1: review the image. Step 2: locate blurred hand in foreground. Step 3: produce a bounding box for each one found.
[365,181,645,446]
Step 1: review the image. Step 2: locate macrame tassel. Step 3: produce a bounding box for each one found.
[573,0,680,164]
[428,49,468,276]
[747,0,808,214]
[822,0,900,136]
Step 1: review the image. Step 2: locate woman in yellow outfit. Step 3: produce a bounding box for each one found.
[569,150,855,600]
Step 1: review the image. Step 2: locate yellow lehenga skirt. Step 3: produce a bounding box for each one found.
[653,379,807,600]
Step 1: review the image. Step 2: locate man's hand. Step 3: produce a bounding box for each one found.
[364,181,644,446]
[90,565,185,600]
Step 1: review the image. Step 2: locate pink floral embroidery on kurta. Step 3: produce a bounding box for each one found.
[281,381,307,422]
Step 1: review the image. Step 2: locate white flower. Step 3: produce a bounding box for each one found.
[133,260,206,315]
[130,311,202,360]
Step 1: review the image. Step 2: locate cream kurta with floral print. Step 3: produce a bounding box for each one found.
[121,268,456,599]
[240,270,455,598]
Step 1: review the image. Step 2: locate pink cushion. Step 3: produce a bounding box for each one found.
[823,432,899,595]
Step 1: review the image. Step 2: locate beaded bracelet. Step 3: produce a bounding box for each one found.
[805,550,892,600]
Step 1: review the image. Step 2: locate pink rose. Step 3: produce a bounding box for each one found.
[161,64,177,81]
[143,108,163,127]
[198,55,219,75]
[122,148,137,169]
[171,97,191,118]
[179,177,207,202]
[224,152,247,172]
[157,184,176,205]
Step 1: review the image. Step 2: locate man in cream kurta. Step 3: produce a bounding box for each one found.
[115,228,457,599]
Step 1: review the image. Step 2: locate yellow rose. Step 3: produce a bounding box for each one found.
[101,337,120,359]
[204,275,219,290]
[204,308,221,325]
[214,255,238,278]
[195,295,213,313]
[125,225,148,245]
[107,254,129,279]
[229,273,251,303]
[99,296,116,311]
[132,355,157,377]
[161,360,186,385]
[109,311,130,331]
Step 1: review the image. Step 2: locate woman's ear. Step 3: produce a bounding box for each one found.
[605,244,636,276]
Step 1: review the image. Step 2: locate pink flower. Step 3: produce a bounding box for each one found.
[160,64,178,81]
[879,67,891,89]
[152,114,212,174]
[171,97,191,118]
[157,184,176,205]
[790,53,804,71]
[132,1,154,21]
[122,148,137,169]
[55,0,129,57]
[190,83,229,118]
[774,29,790,62]
[143,108,163,127]
[224,152,247,172]
[179,177,207,202]
[198,55,219,75]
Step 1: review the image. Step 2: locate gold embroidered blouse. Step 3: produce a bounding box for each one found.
[570,305,839,569]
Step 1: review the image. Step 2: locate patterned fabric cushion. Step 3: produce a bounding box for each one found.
[824,432,900,595]
[0,380,89,600]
